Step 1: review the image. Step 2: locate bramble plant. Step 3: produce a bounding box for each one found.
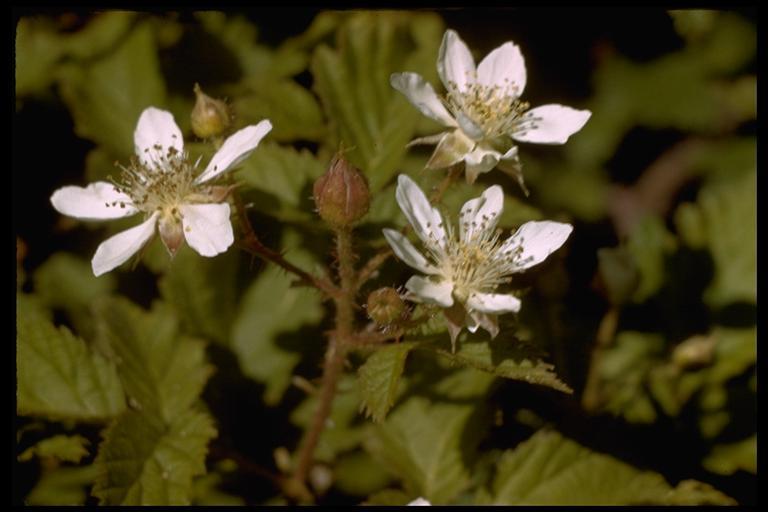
[16,10,755,506]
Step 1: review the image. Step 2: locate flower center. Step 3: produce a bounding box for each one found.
[444,79,530,139]
[428,211,526,302]
[108,145,208,219]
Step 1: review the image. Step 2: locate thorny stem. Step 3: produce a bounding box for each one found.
[288,228,357,501]
[233,191,340,298]
[354,164,463,291]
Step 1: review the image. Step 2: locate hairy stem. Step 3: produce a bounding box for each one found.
[289,228,357,500]
[233,190,340,298]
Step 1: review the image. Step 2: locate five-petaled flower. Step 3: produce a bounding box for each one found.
[50,107,272,276]
[390,29,591,189]
[383,175,572,349]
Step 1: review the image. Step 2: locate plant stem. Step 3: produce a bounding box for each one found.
[232,190,340,298]
[582,306,619,411]
[289,228,357,500]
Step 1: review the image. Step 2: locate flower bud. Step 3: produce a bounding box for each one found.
[191,83,231,139]
[366,287,406,325]
[313,153,370,227]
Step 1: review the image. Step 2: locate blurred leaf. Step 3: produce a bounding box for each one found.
[290,375,363,462]
[597,247,640,305]
[703,435,756,475]
[706,327,756,384]
[420,337,572,394]
[676,169,756,307]
[94,297,213,423]
[231,230,324,405]
[93,408,217,505]
[363,488,413,506]
[364,367,494,504]
[33,252,116,336]
[192,471,245,506]
[62,11,137,59]
[334,450,393,497]
[485,429,734,505]
[659,479,737,505]
[236,140,324,210]
[625,215,676,302]
[18,434,90,463]
[669,10,718,42]
[599,331,664,423]
[358,343,415,423]
[195,12,306,78]
[15,17,66,97]
[311,11,444,192]
[17,294,125,421]
[159,246,240,345]
[58,21,165,157]
[25,465,99,506]
[232,78,324,142]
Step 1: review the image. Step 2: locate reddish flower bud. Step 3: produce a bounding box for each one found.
[313,153,370,228]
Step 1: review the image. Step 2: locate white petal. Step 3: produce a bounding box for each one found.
[180,203,234,257]
[437,29,476,93]
[51,182,137,220]
[383,229,439,275]
[455,111,485,141]
[91,213,158,276]
[477,41,526,97]
[390,72,457,127]
[499,221,573,271]
[511,105,591,144]
[407,498,432,506]
[467,292,521,314]
[395,174,447,251]
[196,120,272,184]
[459,184,504,242]
[464,145,501,184]
[134,107,184,169]
[405,275,454,307]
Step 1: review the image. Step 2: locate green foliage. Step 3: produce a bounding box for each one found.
[703,435,756,475]
[311,11,444,192]
[482,429,734,505]
[92,408,217,505]
[24,465,100,506]
[358,343,415,422]
[676,169,756,307]
[57,21,166,157]
[231,230,324,405]
[420,337,573,394]
[18,434,90,463]
[159,246,240,345]
[364,367,494,504]
[17,294,126,421]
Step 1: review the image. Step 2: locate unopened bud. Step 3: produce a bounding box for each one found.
[366,287,406,325]
[191,83,231,139]
[313,153,370,227]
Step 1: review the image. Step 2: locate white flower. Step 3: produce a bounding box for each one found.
[383,175,572,348]
[390,29,591,188]
[407,497,431,506]
[50,107,272,276]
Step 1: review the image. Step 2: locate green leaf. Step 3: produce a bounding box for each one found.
[33,252,116,336]
[311,12,444,192]
[363,488,413,506]
[24,465,99,506]
[364,367,494,504]
[159,246,240,345]
[334,450,393,497]
[15,17,67,97]
[659,479,737,505]
[677,169,756,307]
[17,294,125,421]
[419,337,572,394]
[625,214,676,302]
[358,343,415,423]
[18,434,90,463]
[232,78,324,142]
[92,408,217,505]
[231,230,324,405]
[236,140,324,211]
[58,22,165,157]
[486,429,734,505]
[94,297,213,423]
[703,435,756,475]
